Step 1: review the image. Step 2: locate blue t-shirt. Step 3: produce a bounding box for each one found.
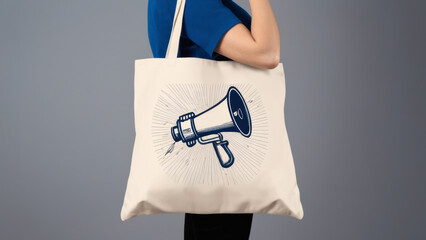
[148,0,252,60]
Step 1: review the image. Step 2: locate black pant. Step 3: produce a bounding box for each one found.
[184,213,253,240]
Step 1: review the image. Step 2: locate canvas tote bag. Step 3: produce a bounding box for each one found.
[121,0,303,221]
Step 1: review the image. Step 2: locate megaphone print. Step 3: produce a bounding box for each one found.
[171,86,252,168]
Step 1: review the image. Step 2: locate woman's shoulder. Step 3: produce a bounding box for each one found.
[148,0,176,16]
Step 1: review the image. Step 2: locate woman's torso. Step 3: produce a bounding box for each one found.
[148,0,251,60]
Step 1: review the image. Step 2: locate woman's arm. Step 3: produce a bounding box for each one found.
[214,0,280,69]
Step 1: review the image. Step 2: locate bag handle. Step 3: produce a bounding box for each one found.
[165,0,186,59]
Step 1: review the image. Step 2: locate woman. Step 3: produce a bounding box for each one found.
[148,0,280,238]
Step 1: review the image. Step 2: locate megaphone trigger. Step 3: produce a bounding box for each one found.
[197,133,223,144]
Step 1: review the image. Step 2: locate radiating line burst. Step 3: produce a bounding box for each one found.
[151,83,269,185]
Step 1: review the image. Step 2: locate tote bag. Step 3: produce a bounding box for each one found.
[121,0,303,221]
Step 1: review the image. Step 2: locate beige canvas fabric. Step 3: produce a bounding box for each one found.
[120,0,303,221]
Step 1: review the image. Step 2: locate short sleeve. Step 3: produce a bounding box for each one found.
[183,0,243,57]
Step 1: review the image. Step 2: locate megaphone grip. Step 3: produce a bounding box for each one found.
[213,140,234,168]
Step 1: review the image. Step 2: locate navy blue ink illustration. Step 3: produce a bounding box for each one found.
[170,87,252,168]
[152,83,268,185]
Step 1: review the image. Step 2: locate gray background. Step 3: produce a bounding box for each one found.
[1,0,425,239]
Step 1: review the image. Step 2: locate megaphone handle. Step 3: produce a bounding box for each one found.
[213,140,234,168]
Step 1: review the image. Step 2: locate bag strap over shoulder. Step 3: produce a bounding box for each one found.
[165,0,186,59]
